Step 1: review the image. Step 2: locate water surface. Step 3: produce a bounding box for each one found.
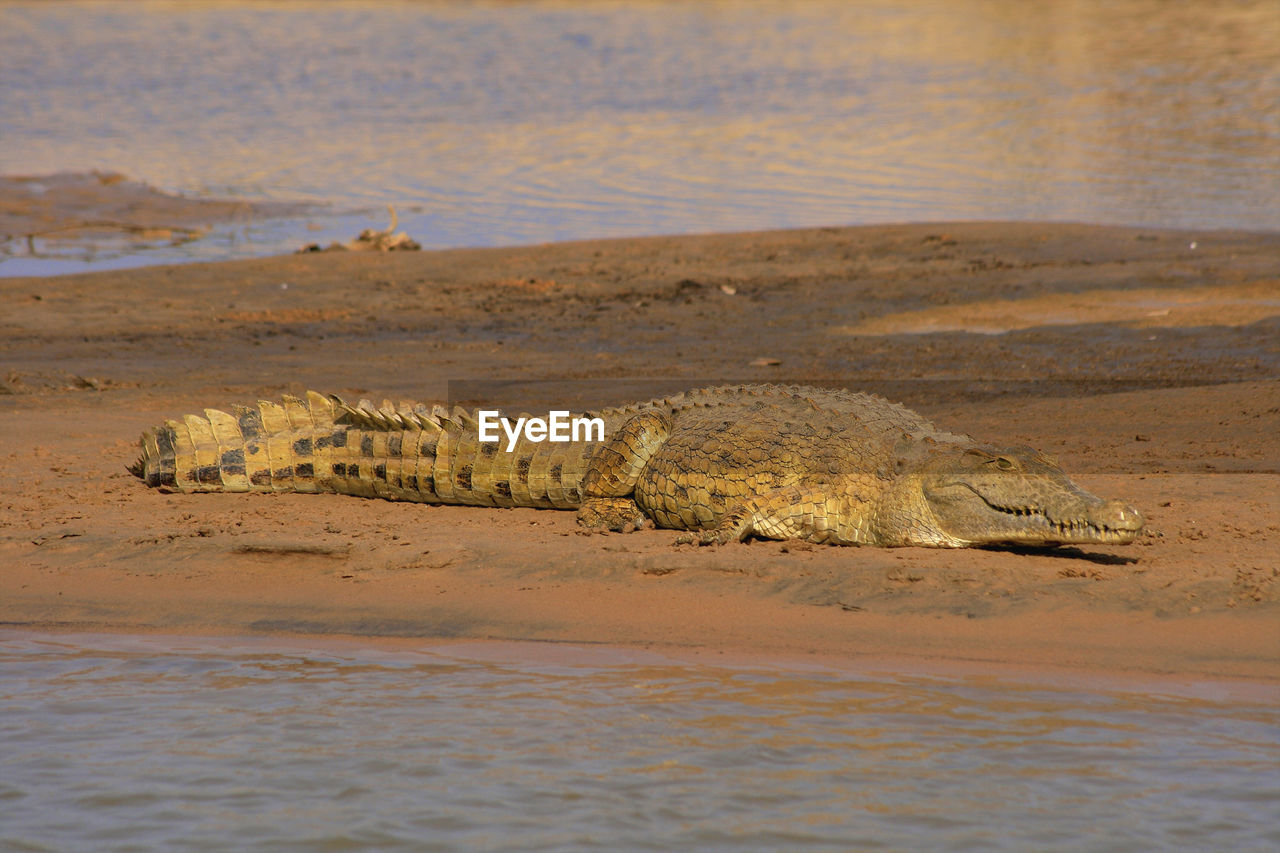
[2,633,1277,850]
[1,0,1277,274]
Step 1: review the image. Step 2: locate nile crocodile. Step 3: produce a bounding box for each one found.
[130,384,1143,548]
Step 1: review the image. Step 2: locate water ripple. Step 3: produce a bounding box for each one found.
[1,634,1277,850]
[1,0,1277,274]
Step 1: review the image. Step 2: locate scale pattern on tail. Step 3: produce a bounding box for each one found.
[129,392,599,508]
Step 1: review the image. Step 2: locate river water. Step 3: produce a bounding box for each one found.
[2,633,1277,851]
[1,0,1278,275]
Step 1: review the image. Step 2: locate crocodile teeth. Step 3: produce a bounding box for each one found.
[995,505,1117,538]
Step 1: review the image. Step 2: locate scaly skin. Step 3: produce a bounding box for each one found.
[130,385,1144,548]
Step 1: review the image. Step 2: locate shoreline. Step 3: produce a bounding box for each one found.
[2,221,1277,680]
[6,630,1277,702]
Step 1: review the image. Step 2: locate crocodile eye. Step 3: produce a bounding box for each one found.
[995,457,1015,470]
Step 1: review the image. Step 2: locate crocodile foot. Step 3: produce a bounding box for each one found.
[674,524,746,546]
[674,531,717,546]
[576,497,649,532]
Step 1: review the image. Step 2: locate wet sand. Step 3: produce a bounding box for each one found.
[2,215,1277,680]
[0,172,307,259]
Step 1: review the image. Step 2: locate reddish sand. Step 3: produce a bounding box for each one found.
[1,213,1277,680]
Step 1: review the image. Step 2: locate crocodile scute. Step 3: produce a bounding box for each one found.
[131,384,1144,548]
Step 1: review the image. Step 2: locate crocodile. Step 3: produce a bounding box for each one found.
[130,384,1143,548]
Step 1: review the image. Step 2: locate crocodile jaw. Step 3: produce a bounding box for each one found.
[923,481,1144,547]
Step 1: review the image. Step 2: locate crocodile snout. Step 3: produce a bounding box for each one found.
[1099,500,1144,531]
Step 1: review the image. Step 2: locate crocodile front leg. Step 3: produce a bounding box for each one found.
[683,477,885,545]
[576,410,671,531]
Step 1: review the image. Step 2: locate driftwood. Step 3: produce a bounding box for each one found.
[298,206,420,253]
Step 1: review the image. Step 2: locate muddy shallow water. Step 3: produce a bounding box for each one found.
[2,0,1278,274]
[3,634,1277,851]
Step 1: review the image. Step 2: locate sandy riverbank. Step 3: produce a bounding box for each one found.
[1,219,1277,680]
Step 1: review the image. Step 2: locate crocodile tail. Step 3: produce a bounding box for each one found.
[131,392,606,508]
[130,392,452,501]
[132,392,334,494]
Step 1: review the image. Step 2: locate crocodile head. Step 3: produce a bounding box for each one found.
[888,443,1144,548]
